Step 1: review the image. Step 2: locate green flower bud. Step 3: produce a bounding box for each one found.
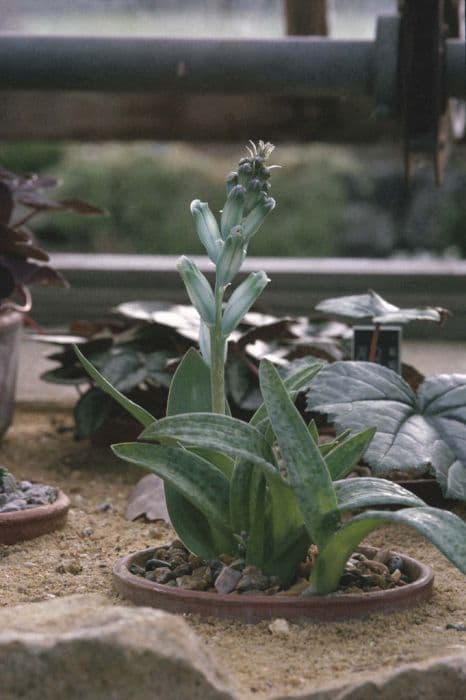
[226,171,239,195]
[220,184,246,239]
[216,225,246,287]
[221,271,270,335]
[238,161,253,186]
[244,179,263,214]
[176,255,215,325]
[198,319,211,365]
[190,199,222,263]
[243,197,276,243]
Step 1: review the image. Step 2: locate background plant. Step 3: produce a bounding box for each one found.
[306,360,466,501]
[0,164,102,312]
[42,302,346,438]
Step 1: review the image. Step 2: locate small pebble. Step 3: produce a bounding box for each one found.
[96,501,111,512]
[214,566,242,595]
[144,558,169,572]
[268,618,291,635]
[446,623,466,632]
[81,527,94,537]
[387,555,404,574]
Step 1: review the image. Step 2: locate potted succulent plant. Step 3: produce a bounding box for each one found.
[0,465,69,545]
[0,166,101,543]
[76,142,466,623]
[0,164,102,438]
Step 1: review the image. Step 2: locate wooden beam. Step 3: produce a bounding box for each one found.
[0,91,399,142]
[285,0,328,36]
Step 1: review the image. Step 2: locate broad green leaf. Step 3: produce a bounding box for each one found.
[165,347,223,558]
[308,419,319,443]
[324,427,376,480]
[73,388,112,438]
[140,413,279,479]
[263,526,310,587]
[40,364,88,385]
[112,443,231,533]
[230,459,260,534]
[245,474,267,568]
[164,487,226,560]
[307,361,466,500]
[315,290,447,325]
[308,506,466,594]
[260,360,340,548]
[250,361,322,427]
[334,477,425,512]
[74,345,154,427]
[319,429,352,456]
[190,448,234,478]
[167,347,212,415]
[98,350,148,393]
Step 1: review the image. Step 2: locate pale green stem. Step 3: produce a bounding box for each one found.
[210,285,226,414]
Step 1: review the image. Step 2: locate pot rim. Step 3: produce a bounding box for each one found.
[113,544,434,623]
[0,489,70,544]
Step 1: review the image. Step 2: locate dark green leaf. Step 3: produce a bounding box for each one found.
[74,345,155,427]
[73,388,112,438]
[334,477,425,511]
[112,442,231,533]
[315,290,447,325]
[259,360,340,548]
[307,361,466,500]
[309,506,466,594]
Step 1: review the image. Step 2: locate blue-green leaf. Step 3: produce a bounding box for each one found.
[307,361,466,500]
[309,506,466,594]
[324,427,376,480]
[259,359,340,548]
[140,413,279,478]
[334,477,425,511]
[112,442,231,533]
[73,345,154,428]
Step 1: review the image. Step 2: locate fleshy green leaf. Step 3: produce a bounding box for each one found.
[73,388,112,438]
[334,477,425,511]
[250,360,322,428]
[176,256,215,325]
[324,427,376,480]
[221,271,270,335]
[307,361,466,500]
[315,290,448,326]
[73,345,155,427]
[308,506,466,594]
[259,359,340,548]
[139,413,279,479]
[190,199,222,263]
[167,347,211,415]
[112,442,232,535]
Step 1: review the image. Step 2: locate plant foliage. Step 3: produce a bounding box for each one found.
[306,361,466,500]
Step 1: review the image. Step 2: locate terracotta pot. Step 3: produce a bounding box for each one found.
[113,545,434,624]
[0,310,22,439]
[0,490,70,545]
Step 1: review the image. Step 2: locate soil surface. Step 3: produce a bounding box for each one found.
[1,407,465,699]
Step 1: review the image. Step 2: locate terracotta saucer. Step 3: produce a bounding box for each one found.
[113,545,434,624]
[0,490,70,545]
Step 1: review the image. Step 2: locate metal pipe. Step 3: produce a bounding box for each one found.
[0,34,373,97]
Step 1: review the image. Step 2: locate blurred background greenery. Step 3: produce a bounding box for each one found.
[2,140,466,259]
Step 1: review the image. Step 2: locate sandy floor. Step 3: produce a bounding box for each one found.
[0,407,465,698]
